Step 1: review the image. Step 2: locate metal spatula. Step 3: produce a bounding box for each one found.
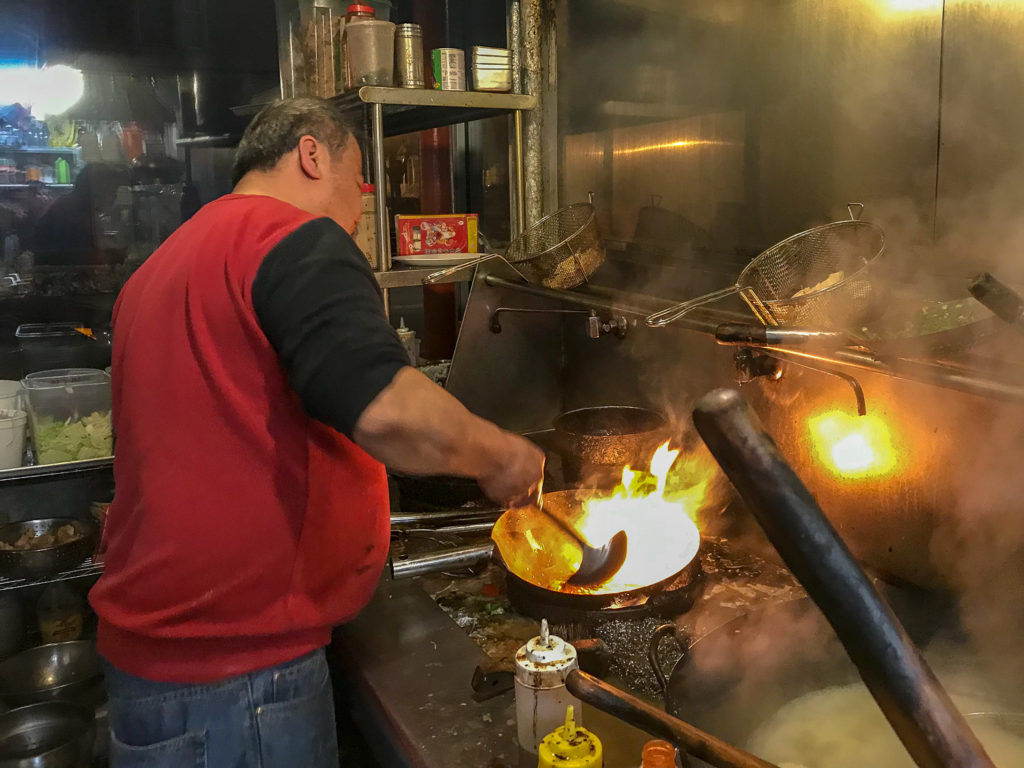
[536,497,627,587]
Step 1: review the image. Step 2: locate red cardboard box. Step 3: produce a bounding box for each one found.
[395,214,479,255]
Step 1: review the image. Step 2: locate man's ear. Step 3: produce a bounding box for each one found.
[297,135,324,180]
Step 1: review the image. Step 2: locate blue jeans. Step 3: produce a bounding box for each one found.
[103,649,339,768]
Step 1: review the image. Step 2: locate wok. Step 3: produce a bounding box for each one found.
[0,643,103,708]
[0,702,94,768]
[553,406,668,486]
[392,490,702,607]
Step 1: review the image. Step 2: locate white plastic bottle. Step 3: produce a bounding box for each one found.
[514,618,582,754]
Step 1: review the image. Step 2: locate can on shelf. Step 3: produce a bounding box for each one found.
[431,47,466,91]
[395,23,425,88]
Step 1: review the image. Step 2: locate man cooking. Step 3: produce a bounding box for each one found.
[89,98,545,768]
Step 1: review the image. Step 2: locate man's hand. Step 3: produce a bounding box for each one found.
[476,433,545,509]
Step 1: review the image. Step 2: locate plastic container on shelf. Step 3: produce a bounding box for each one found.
[352,182,378,267]
[345,19,396,88]
[0,381,22,412]
[15,323,93,374]
[0,410,27,469]
[20,369,112,465]
[343,4,377,90]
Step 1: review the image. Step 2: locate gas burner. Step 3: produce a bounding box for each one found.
[504,546,705,629]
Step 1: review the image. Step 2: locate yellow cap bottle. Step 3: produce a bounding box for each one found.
[537,706,602,768]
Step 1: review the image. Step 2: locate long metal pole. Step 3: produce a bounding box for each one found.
[371,101,391,317]
[693,389,996,768]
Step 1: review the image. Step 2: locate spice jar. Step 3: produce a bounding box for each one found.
[515,619,582,754]
[395,23,425,88]
[343,4,377,90]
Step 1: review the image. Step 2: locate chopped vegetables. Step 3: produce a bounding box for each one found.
[33,411,113,464]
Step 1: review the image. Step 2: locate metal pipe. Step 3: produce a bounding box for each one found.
[483,275,727,333]
[389,542,494,579]
[371,102,389,271]
[760,351,868,416]
[521,0,544,225]
[765,346,1024,405]
[692,389,997,768]
[566,670,780,768]
[390,509,502,526]
[490,307,589,333]
[370,101,391,317]
[400,522,496,536]
[513,109,526,234]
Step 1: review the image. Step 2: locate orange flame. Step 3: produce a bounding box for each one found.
[571,441,705,593]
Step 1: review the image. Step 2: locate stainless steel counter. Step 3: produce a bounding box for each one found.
[332,575,654,768]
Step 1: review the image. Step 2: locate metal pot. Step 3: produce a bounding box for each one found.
[0,520,96,581]
[0,702,95,768]
[0,642,103,709]
[651,595,966,748]
[553,406,669,485]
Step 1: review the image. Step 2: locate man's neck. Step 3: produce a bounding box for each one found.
[233,172,320,217]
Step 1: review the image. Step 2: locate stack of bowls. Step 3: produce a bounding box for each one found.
[471,46,512,92]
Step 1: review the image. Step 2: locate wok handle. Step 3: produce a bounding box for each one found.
[714,324,851,347]
[565,670,780,768]
[969,272,1024,334]
[647,623,684,696]
[646,286,742,327]
[691,389,997,768]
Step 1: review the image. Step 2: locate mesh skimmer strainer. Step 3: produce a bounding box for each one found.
[425,198,605,290]
[646,204,886,329]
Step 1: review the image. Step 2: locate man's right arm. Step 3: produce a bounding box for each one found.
[252,218,544,508]
[354,367,543,508]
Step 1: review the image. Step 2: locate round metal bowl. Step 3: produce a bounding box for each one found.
[0,702,95,768]
[0,519,95,581]
[553,406,669,485]
[0,643,102,709]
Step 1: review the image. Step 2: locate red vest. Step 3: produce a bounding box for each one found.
[90,195,390,683]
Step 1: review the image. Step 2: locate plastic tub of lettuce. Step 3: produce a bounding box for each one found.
[21,369,112,465]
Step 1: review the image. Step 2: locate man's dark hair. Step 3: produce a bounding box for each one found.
[232,98,357,185]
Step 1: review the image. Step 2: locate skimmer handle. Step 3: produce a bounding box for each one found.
[646,286,742,327]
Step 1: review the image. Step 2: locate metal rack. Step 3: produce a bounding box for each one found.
[203,87,536,301]
[0,558,103,594]
[337,87,536,305]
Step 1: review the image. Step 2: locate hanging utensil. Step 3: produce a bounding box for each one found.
[647,204,885,328]
[969,272,1024,336]
[565,669,780,768]
[425,196,605,290]
[691,388,996,768]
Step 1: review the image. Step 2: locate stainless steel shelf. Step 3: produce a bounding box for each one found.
[0,183,73,189]
[374,264,474,289]
[1,147,79,154]
[0,458,113,483]
[335,87,536,137]
[0,558,103,593]
[175,134,243,149]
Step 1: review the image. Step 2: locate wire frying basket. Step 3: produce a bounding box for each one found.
[646,204,886,329]
[425,197,605,290]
